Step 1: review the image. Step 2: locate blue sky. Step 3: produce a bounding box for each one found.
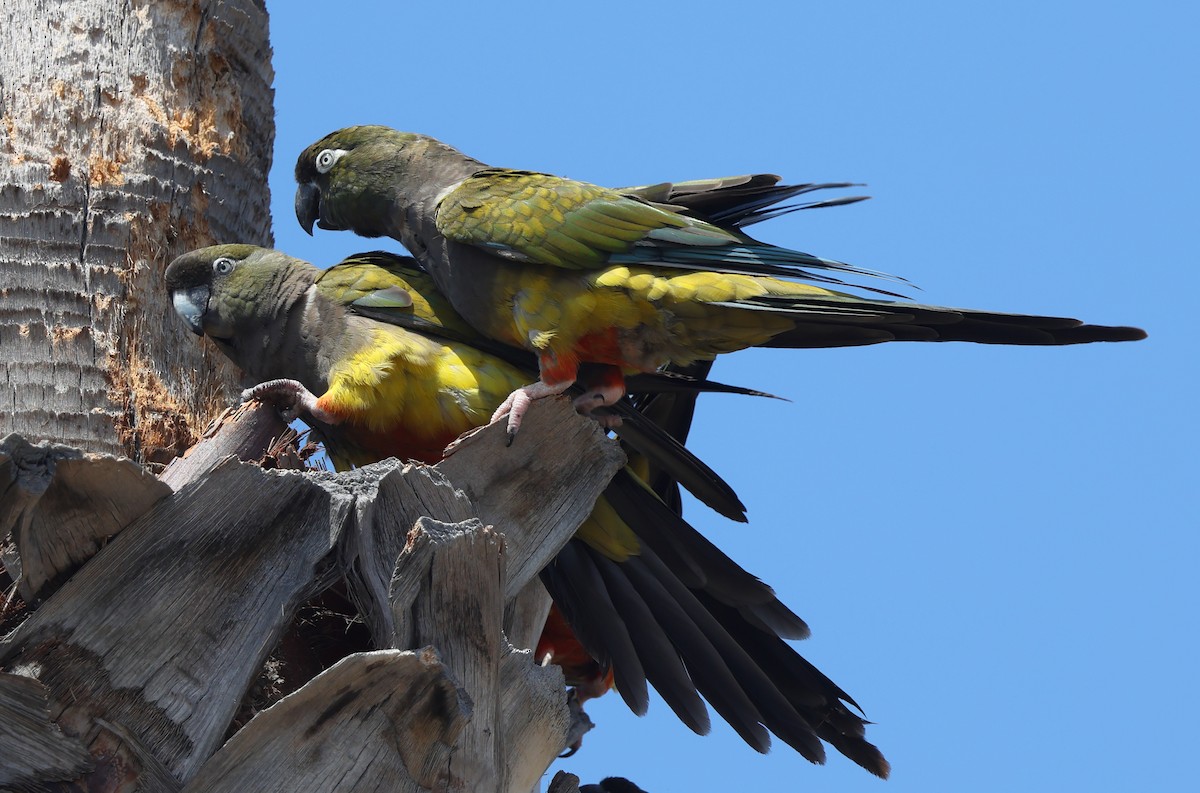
[266,3,1194,790]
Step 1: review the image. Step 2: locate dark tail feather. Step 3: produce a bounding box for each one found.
[608,405,748,523]
[736,294,1147,348]
[603,469,810,640]
[605,361,786,523]
[623,361,785,517]
[701,592,890,779]
[624,361,712,516]
[541,544,648,715]
[933,318,1147,345]
[623,174,868,230]
[545,474,887,772]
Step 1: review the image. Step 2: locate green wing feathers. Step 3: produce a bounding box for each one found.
[436,169,739,269]
[315,252,484,341]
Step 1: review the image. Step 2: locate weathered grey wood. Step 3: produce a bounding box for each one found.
[505,576,555,656]
[347,399,624,648]
[0,457,352,784]
[0,399,621,789]
[0,0,273,461]
[348,461,479,647]
[407,518,507,787]
[388,517,573,793]
[497,648,574,793]
[0,433,172,603]
[158,401,292,490]
[0,671,92,788]
[180,649,469,793]
[437,396,626,598]
[335,402,617,791]
[382,515,487,651]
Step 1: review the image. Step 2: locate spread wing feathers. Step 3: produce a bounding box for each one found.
[619,174,870,229]
[603,469,808,639]
[435,169,899,292]
[540,507,885,773]
[698,592,891,778]
[722,294,1150,347]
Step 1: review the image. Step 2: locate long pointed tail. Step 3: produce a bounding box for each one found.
[743,293,1147,347]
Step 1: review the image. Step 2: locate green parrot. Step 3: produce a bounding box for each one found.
[165,245,890,777]
[292,125,1146,439]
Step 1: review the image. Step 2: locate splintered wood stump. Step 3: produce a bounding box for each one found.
[0,398,625,792]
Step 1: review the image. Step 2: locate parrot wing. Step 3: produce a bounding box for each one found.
[434,168,894,291]
[541,467,889,777]
[619,174,869,228]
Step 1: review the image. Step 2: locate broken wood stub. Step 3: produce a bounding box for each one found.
[156,401,292,491]
[0,433,173,604]
[0,671,93,789]
[1,455,351,785]
[180,649,468,793]
[1,398,626,791]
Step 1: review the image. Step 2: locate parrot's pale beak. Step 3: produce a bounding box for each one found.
[171,286,209,336]
[295,182,320,236]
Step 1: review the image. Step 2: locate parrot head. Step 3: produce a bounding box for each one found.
[294,125,432,238]
[165,245,317,361]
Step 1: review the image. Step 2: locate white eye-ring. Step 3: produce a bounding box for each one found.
[213,257,235,275]
[315,148,347,174]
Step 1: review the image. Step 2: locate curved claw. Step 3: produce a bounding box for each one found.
[490,380,572,445]
[560,687,595,758]
[572,386,624,430]
[571,382,624,416]
[242,378,340,425]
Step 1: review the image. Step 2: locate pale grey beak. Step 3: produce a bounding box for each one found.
[171,285,209,335]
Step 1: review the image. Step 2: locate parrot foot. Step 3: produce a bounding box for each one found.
[571,384,624,430]
[572,364,626,429]
[560,687,596,758]
[243,379,340,425]
[490,380,572,446]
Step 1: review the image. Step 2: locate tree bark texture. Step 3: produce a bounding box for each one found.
[0,0,273,462]
[0,398,625,791]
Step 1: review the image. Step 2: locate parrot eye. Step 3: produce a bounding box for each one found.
[314,148,346,174]
[212,257,235,275]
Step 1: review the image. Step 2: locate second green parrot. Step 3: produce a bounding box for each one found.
[165,245,889,777]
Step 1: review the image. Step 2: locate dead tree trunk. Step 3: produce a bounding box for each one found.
[1,399,621,791]
[0,0,273,463]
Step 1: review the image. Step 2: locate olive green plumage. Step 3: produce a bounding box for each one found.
[293,125,1145,407]
[165,244,891,778]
